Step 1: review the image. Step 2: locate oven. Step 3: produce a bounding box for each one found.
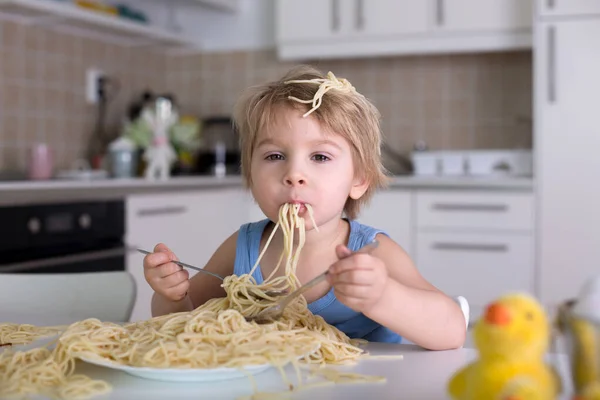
[0,200,126,274]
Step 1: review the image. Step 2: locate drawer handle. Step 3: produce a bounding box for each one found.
[432,203,508,212]
[432,243,508,253]
[355,0,365,30]
[436,0,445,25]
[137,206,187,217]
[331,0,340,31]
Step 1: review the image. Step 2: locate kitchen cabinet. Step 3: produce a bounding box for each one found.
[276,0,532,60]
[437,0,532,32]
[276,0,344,42]
[537,0,600,17]
[535,17,600,309]
[354,0,429,37]
[413,190,535,321]
[276,0,428,43]
[416,231,534,318]
[415,191,534,232]
[126,189,248,321]
[356,187,536,323]
[356,190,414,256]
[276,0,340,42]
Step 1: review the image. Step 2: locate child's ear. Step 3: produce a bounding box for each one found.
[349,176,369,200]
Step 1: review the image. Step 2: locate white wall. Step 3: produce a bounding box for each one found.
[135,0,275,52]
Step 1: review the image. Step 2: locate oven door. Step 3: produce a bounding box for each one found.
[0,200,126,274]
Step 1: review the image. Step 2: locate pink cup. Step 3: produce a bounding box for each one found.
[28,143,53,180]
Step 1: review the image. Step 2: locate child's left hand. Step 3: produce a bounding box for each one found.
[326,244,389,313]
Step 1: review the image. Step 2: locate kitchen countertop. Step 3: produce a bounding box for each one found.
[0,175,534,206]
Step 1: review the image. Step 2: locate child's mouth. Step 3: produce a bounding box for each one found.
[288,201,307,214]
[285,202,319,232]
[294,203,307,213]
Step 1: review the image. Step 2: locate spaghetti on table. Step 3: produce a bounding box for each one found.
[0,203,394,400]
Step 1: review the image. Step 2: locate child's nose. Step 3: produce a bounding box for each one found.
[284,171,306,186]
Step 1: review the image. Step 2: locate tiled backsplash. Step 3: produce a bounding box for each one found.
[0,21,166,173]
[0,20,532,173]
[167,50,533,171]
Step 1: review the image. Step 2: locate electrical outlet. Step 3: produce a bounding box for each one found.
[86,68,105,104]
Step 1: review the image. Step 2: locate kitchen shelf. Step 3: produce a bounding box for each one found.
[0,0,200,51]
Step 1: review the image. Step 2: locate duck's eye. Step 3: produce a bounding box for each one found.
[525,312,534,321]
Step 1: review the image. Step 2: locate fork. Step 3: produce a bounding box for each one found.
[136,249,287,297]
[247,239,380,324]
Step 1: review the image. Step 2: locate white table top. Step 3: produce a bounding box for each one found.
[73,343,476,400]
[3,313,575,400]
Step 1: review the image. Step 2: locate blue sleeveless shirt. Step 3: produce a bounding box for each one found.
[233,218,402,343]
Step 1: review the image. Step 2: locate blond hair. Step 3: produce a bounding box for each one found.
[233,65,389,220]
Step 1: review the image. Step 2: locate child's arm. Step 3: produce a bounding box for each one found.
[149,231,238,317]
[328,234,466,350]
[367,234,467,350]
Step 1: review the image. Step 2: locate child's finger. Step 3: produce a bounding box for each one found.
[329,254,373,275]
[331,270,373,285]
[333,284,372,300]
[154,243,179,262]
[164,279,190,301]
[143,251,171,270]
[162,269,189,288]
[154,243,170,253]
[157,262,185,279]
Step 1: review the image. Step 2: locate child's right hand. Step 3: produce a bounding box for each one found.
[143,243,190,302]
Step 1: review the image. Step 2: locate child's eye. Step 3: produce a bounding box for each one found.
[312,154,330,162]
[265,154,284,161]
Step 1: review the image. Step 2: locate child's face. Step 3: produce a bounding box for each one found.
[249,107,368,229]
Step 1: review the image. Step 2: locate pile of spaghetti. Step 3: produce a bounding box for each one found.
[0,203,380,400]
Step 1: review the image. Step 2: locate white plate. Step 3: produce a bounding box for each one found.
[77,344,321,383]
[78,356,273,382]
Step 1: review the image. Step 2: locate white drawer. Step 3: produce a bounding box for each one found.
[126,193,201,253]
[127,192,199,222]
[126,192,204,322]
[126,190,245,262]
[416,190,534,231]
[415,231,535,310]
[357,190,413,256]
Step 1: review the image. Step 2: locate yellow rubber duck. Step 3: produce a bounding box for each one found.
[448,293,562,400]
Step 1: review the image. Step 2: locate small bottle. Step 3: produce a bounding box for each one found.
[28,143,53,180]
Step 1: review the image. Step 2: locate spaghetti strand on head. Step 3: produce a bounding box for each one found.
[285,71,359,117]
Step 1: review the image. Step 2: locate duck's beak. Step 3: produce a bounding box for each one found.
[484,303,512,326]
